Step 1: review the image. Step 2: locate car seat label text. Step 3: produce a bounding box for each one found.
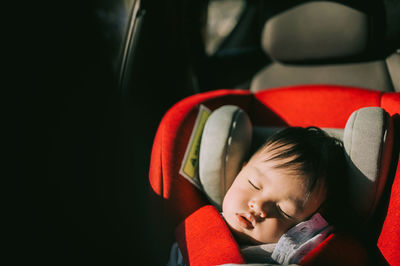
[179,105,211,188]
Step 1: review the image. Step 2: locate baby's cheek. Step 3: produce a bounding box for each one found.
[222,190,233,214]
[257,220,291,244]
[223,183,249,213]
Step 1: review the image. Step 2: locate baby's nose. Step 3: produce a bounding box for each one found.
[249,200,267,218]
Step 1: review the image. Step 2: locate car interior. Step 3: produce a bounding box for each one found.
[35,0,399,265]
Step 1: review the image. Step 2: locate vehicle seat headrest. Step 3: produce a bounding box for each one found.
[261,1,369,63]
[199,105,393,223]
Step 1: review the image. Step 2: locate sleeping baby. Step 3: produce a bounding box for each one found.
[168,126,352,265]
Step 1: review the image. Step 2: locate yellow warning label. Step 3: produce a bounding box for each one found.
[179,105,211,187]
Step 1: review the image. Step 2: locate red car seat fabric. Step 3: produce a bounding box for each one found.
[377,162,400,266]
[381,92,400,116]
[299,233,368,266]
[175,205,245,266]
[149,89,252,226]
[174,207,369,266]
[149,85,400,265]
[149,89,253,260]
[253,85,382,128]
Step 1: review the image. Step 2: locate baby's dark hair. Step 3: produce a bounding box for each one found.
[257,127,351,228]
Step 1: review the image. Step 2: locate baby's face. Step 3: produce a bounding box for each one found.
[222,148,326,245]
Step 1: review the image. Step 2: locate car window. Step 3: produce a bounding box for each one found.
[94,0,135,74]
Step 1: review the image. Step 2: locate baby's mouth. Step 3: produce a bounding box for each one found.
[236,213,255,229]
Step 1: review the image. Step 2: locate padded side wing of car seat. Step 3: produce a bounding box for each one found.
[175,205,245,266]
[381,92,400,116]
[299,233,368,266]
[377,92,400,266]
[148,90,253,264]
[149,89,252,226]
[377,161,400,266]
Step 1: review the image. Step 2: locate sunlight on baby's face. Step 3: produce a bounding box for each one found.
[222,147,327,245]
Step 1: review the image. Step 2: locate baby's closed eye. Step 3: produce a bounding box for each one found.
[276,205,295,221]
[248,179,260,190]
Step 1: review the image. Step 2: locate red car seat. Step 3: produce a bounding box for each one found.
[149,85,400,265]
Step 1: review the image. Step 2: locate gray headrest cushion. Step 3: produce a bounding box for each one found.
[199,105,252,210]
[262,1,368,62]
[344,107,392,220]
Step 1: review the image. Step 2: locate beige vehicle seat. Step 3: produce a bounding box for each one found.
[250,1,400,92]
